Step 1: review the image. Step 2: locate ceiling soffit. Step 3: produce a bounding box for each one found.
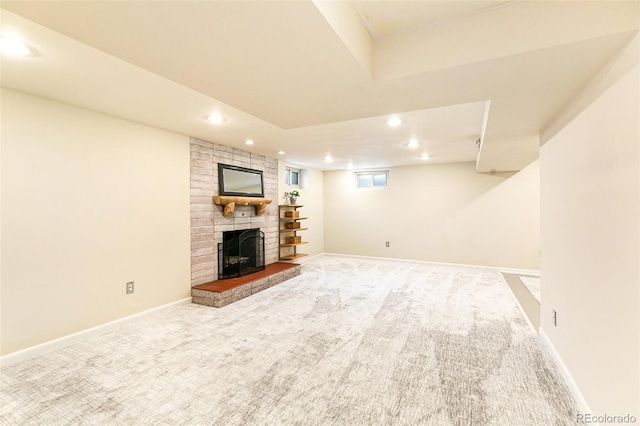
[1,1,638,172]
[370,1,639,81]
[352,1,514,40]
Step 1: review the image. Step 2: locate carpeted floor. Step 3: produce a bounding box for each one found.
[0,255,576,425]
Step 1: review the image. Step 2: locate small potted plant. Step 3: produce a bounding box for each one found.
[284,190,300,205]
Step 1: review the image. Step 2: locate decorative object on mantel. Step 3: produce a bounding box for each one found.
[284,190,300,205]
[213,196,272,217]
[218,163,264,197]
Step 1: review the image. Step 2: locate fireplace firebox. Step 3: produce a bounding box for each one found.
[218,228,265,279]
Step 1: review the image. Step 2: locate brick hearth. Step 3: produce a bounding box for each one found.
[191,262,301,308]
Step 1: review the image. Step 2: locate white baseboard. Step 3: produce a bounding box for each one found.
[296,252,325,263]
[322,252,540,275]
[499,274,537,333]
[500,266,540,276]
[0,297,192,367]
[539,327,592,416]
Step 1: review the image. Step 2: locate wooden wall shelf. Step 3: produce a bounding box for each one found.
[213,196,272,217]
[280,253,308,261]
[279,204,308,261]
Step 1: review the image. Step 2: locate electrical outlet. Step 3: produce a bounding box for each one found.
[126,281,134,294]
[552,309,557,326]
[385,241,390,247]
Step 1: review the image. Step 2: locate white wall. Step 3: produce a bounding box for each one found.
[324,161,540,270]
[278,162,324,258]
[540,35,639,416]
[1,89,191,356]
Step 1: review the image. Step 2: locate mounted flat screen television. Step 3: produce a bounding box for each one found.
[218,163,264,197]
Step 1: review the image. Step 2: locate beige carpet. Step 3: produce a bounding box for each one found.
[0,255,576,425]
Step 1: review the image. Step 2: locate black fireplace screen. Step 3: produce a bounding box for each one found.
[218,228,265,279]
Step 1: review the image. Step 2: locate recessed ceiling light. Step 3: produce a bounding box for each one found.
[420,153,430,160]
[387,116,402,127]
[407,138,420,149]
[278,150,285,155]
[324,155,333,163]
[245,139,254,145]
[207,113,225,125]
[0,37,31,57]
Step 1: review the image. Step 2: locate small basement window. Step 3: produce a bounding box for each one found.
[356,171,388,188]
[285,167,300,187]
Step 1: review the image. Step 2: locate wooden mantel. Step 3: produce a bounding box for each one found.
[213,196,272,217]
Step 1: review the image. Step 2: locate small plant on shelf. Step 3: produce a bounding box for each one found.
[284,190,300,205]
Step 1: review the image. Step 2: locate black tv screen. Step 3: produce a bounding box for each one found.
[218,163,264,197]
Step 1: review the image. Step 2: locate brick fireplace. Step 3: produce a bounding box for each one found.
[190,138,279,287]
